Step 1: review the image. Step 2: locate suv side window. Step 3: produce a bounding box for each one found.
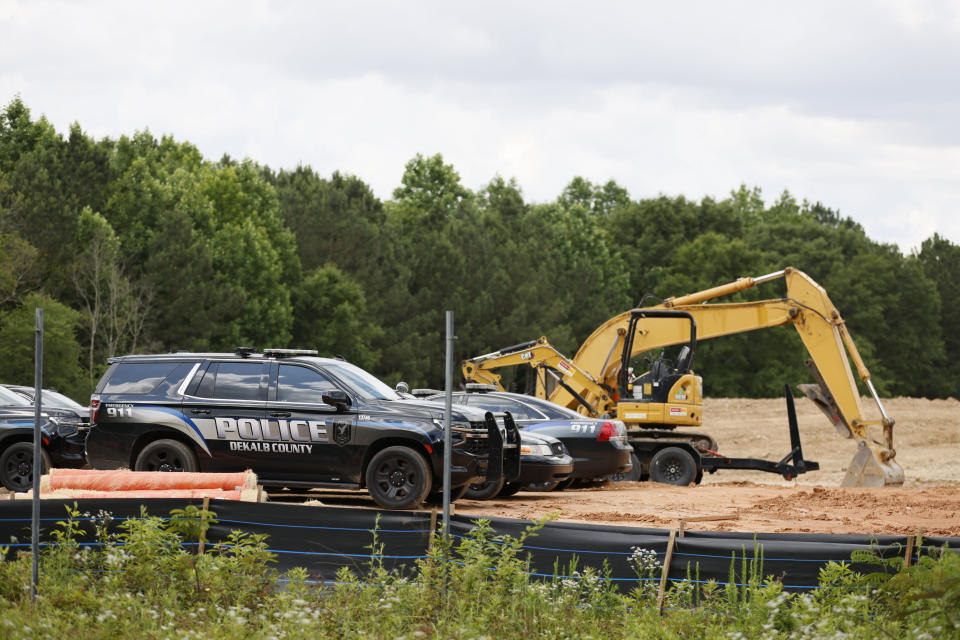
[102,362,180,395]
[194,362,266,401]
[277,364,338,403]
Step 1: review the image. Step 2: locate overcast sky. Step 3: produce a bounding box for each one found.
[2,0,959,253]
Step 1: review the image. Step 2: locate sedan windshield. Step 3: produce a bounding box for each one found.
[0,386,31,406]
[41,390,85,411]
[322,361,402,401]
[508,394,584,420]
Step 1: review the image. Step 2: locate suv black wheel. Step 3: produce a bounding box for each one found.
[0,442,51,492]
[365,446,431,509]
[650,447,697,486]
[135,439,199,472]
[464,476,505,500]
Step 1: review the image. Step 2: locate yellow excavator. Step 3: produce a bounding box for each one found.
[462,267,904,487]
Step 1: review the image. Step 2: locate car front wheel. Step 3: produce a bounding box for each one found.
[464,477,506,500]
[134,439,199,472]
[0,442,51,492]
[365,446,432,510]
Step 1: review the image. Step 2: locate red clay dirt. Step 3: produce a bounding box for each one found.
[453,397,960,536]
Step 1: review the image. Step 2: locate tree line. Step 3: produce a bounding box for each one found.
[1,96,957,401]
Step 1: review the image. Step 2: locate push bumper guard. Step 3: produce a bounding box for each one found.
[484,411,521,483]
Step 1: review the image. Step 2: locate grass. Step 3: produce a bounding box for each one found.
[0,503,956,639]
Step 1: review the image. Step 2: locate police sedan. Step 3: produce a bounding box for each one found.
[425,389,633,490]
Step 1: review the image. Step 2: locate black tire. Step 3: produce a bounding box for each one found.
[610,452,642,482]
[425,483,469,504]
[0,442,51,492]
[649,447,698,486]
[134,439,199,472]
[463,477,506,500]
[499,482,524,497]
[365,446,432,509]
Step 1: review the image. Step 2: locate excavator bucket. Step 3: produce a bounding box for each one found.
[799,377,905,487]
[842,444,905,487]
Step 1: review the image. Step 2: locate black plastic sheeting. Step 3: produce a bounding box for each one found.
[0,499,955,592]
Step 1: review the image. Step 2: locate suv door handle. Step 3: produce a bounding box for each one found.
[190,409,210,415]
[269,411,292,418]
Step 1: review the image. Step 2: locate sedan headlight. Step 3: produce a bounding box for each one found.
[520,443,553,456]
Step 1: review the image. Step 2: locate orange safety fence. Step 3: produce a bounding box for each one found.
[17,469,265,502]
[31,488,255,500]
[41,469,257,493]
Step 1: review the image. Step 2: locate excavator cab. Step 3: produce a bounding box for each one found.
[616,310,704,428]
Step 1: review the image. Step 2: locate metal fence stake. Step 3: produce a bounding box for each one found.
[31,308,43,602]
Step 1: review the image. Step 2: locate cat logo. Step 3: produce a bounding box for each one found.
[333,421,351,446]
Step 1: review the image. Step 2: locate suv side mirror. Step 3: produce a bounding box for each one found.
[322,390,352,412]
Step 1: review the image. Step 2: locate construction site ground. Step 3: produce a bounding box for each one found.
[449,397,960,537]
[11,398,957,537]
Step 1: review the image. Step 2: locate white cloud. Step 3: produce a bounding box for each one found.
[1,0,959,253]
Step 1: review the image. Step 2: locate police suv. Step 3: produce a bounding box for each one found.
[85,348,518,509]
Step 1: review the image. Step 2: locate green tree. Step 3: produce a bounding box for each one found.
[291,265,382,369]
[0,98,111,297]
[0,293,85,398]
[273,167,386,275]
[142,207,238,352]
[72,207,150,383]
[917,233,960,396]
[0,230,40,307]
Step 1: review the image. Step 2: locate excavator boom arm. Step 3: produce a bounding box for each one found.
[567,267,901,486]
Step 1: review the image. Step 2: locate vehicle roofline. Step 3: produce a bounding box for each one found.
[107,353,345,366]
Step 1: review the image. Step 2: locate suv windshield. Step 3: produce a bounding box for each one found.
[323,361,401,401]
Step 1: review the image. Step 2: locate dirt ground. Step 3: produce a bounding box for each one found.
[453,397,960,536]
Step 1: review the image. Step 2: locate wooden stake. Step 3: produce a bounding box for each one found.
[657,530,677,614]
[678,520,686,538]
[681,513,739,522]
[198,496,210,556]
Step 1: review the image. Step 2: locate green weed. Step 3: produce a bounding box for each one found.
[0,505,955,639]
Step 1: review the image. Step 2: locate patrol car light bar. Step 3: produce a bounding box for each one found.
[233,347,319,359]
[263,348,319,358]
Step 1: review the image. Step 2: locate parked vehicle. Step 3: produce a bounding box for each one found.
[0,385,89,491]
[423,388,632,489]
[3,386,90,418]
[0,410,87,492]
[85,348,519,510]
[462,429,573,499]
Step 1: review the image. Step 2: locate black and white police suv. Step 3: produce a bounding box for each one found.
[85,348,519,509]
